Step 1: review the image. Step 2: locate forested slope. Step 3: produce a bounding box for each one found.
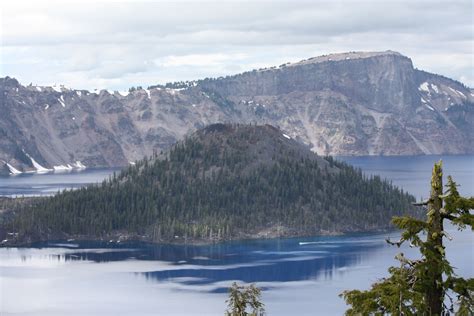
[2,124,417,245]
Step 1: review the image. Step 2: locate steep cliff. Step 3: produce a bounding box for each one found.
[1,51,472,172]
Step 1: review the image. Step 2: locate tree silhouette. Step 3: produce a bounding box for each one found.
[226,282,265,316]
[341,161,474,315]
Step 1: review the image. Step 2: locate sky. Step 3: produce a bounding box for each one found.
[1,0,473,91]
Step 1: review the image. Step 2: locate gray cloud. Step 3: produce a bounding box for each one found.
[1,0,472,90]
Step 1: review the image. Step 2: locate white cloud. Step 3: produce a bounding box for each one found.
[156,53,248,68]
[1,0,472,90]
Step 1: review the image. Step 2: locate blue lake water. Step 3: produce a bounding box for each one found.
[0,155,473,315]
[338,155,474,198]
[0,168,121,197]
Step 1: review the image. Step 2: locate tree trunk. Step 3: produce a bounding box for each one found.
[426,161,444,315]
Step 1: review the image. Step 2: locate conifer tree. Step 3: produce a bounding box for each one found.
[225,282,265,316]
[341,161,474,315]
[2,125,417,245]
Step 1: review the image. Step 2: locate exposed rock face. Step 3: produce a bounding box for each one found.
[1,51,473,172]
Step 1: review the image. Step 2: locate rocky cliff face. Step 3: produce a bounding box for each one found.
[1,51,473,173]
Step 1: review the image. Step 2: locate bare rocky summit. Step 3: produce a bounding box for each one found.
[1,51,473,173]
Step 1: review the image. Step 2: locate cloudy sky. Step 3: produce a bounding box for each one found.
[1,0,472,91]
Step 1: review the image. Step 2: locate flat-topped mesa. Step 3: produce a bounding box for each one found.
[288,50,406,67]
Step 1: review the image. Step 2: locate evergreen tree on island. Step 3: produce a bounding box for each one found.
[341,161,474,315]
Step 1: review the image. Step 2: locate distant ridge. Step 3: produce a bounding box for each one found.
[288,50,404,67]
[1,50,473,173]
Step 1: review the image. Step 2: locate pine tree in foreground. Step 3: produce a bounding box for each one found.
[226,282,265,316]
[341,161,474,315]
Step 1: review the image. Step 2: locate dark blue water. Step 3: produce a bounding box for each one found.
[1,155,471,198]
[337,155,474,197]
[30,234,385,289]
[1,155,473,315]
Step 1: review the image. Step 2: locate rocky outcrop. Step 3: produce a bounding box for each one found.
[1,51,473,173]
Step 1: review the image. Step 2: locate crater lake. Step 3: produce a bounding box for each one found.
[1,155,473,315]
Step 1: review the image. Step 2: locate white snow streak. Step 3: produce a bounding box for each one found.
[74,161,86,169]
[52,85,62,93]
[53,163,85,172]
[53,165,74,171]
[425,104,435,111]
[166,88,183,95]
[25,153,52,173]
[6,163,22,175]
[418,82,430,93]
[430,84,439,93]
[448,87,466,98]
[58,97,66,107]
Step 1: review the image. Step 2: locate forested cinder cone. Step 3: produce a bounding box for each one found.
[1,124,417,245]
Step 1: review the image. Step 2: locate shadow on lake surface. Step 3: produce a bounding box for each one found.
[27,234,385,292]
[1,155,472,315]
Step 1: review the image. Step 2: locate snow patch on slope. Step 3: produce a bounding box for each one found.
[166,88,183,95]
[74,161,86,169]
[25,153,53,173]
[425,104,435,111]
[54,162,85,172]
[447,87,466,98]
[58,96,66,107]
[6,163,22,175]
[53,164,74,172]
[52,85,62,93]
[418,82,430,93]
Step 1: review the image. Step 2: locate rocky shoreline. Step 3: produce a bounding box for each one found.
[0,224,393,248]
